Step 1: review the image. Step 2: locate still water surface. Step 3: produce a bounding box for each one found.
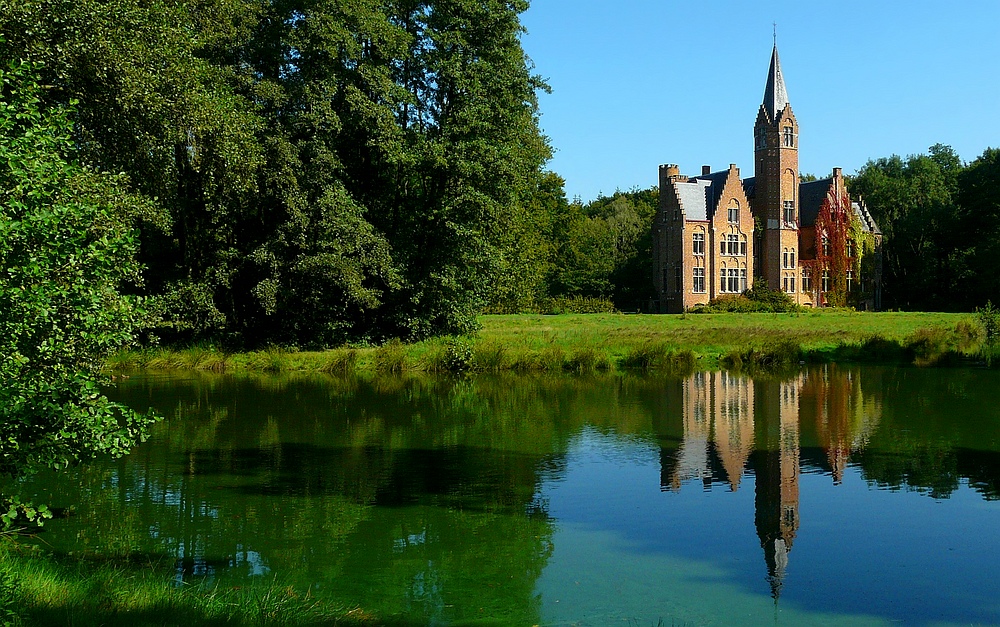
[19,366,1000,625]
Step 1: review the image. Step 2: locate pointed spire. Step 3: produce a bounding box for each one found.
[762,44,789,120]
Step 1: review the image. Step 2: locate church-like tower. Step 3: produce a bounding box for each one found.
[753,45,799,291]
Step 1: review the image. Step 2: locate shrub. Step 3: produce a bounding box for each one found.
[440,337,474,373]
[566,347,611,373]
[691,282,798,314]
[373,339,407,374]
[722,340,801,371]
[472,340,508,373]
[320,349,359,375]
[905,327,961,367]
[540,296,618,314]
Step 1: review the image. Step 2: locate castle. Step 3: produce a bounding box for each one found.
[653,45,882,312]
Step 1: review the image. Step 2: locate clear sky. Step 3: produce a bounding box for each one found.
[520,0,1000,202]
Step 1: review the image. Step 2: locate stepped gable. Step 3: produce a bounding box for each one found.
[690,169,733,220]
[671,178,713,221]
[852,201,881,234]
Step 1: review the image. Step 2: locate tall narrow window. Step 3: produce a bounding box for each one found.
[783,200,794,224]
[790,276,796,293]
[727,234,739,255]
[821,269,830,293]
[790,250,796,267]
[756,127,766,149]
[721,240,726,256]
[783,250,789,269]
[846,270,854,292]
[693,232,705,255]
[783,126,794,147]
[675,267,682,294]
[740,269,747,292]
[802,268,812,292]
[693,267,705,293]
[822,236,831,257]
[720,268,727,292]
[846,239,854,258]
[740,239,747,256]
[727,269,738,293]
[783,276,789,292]
[728,206,739,223]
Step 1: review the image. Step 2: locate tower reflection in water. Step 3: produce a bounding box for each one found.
[657,367,880,598]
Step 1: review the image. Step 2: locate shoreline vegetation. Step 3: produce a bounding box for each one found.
[108,311,993,377]
[0,542,377,627]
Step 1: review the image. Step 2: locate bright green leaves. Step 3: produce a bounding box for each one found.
[0,60,157,530]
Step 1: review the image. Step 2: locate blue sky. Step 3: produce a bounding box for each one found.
[520,1,1000,202]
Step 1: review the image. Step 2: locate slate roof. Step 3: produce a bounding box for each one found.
[673,178,714,221]
[799,178,832,228]
[762,44,790,120]
[742,177,756,201]
[690,170,731,217]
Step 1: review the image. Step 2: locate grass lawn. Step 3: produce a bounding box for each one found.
[107,310,981,375]
[480,310,973,362]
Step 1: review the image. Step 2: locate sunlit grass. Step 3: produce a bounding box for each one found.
[0,542,377,626]
[106,311,983,376]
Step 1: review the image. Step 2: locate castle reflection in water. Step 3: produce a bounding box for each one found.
[656,368,881,597]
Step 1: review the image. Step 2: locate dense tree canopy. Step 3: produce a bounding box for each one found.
[853,144,998,311]
[0,0,552,345]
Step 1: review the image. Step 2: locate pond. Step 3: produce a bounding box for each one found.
[16,365,1000,625]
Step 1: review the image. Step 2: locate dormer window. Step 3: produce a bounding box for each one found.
[783,126,794,147]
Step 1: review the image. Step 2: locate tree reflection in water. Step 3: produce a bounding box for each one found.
[13,366,1000,623]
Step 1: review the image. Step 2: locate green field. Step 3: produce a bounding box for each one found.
[108,311,983,375]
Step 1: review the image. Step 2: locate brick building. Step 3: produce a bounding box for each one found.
[653,45,882,313]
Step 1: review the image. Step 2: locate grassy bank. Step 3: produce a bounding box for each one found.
[107,311,991,376]
[0,541,376,626]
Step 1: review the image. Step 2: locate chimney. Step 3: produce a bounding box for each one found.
[702,165,711,176]
[833,167,842,178]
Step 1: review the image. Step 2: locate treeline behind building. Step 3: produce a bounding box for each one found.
[851,144,1000,312]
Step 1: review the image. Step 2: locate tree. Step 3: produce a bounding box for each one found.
[0,59,157,528]
[957,148,1000,305]
[851,146,967,310]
